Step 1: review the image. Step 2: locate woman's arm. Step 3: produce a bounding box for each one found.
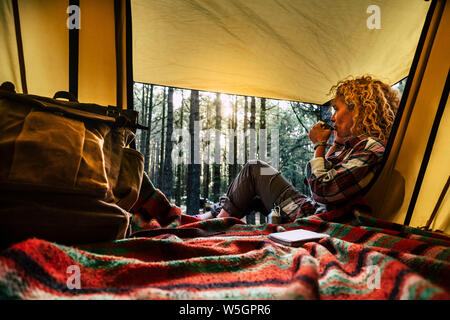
[314,144,327,158]
[309,121,331,158]
[307,138,385,205]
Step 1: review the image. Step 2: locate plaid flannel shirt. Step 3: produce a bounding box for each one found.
[281,135,385,222]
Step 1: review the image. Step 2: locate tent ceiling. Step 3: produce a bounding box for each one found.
[132,0,430,104]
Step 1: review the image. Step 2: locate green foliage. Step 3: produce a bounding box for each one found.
[133,82,327,206]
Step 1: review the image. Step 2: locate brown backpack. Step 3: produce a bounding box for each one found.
[0,83,145,249]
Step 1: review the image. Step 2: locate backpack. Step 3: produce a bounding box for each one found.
[0,82,145,249]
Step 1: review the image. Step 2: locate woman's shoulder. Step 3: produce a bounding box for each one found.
[355,135,386,154]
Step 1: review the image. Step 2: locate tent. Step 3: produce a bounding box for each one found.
[0,0,448,232]
[1,0,450,302]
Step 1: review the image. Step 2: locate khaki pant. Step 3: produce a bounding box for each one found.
[221,160,304,219]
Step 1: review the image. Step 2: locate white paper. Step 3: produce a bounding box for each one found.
[269,229,329,246]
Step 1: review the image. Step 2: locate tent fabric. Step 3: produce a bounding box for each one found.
[365,0,450,234]
[413,96,449,232]
[405,2,449,232]
[0,0,129,108]
[77,0,117,106]
[132,0,429,104]
[0,0,23,94]
[18,0,69,99]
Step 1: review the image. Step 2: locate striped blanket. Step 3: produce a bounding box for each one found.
[1,184,449,299]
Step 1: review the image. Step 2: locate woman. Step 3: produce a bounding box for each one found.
[197,76,399,222]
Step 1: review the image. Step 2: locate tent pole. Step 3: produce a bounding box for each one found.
[404,69,450,225]
[424,176,450,230]
[114,0,124,109]
[125,0,134,112]
[68,0,80,100]
[11,0,27,94]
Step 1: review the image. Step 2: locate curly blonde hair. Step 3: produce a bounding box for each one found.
[330,75,400,142]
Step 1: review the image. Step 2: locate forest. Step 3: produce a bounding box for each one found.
[133,79,406,221]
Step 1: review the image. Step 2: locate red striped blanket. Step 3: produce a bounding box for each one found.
[0,183,449,300]
[1,212,449,299]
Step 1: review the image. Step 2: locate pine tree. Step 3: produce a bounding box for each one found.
[203,99,211,203]
[140,84,147,154]
[247,96,257,224]
[257,98,267,223]
[227,102,234,186]
[212,93,222,202]
[175,92,185,206]
[158,87,167,188]
[232,96,238,178]
[143,84,153,173]
[186,90,200,215]
[162,87,174,199]
[244,96,248,164]
[249,96,256,159]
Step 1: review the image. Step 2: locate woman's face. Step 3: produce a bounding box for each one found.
[331,98,355,141]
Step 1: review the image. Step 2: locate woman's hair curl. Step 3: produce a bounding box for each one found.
[330,75,400,142]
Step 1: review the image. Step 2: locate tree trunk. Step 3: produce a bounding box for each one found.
[162,87,174,199]
[143,84,153,173]
[212,93,222,202]
[233,96,238,177]
[259,98,267,223]
[186,90,200,215]
[247,96,257,224]
[249,97,256,160]
[244,96,248,164]
[227,109,233,186]
[175,93,184,206]
[203,101,211,203]
[158,87,166,188]
[151,140,158,181]
[140,84,147,154]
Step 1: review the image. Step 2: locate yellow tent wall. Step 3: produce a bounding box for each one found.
[0,0,22,93]
[404,2,449,233]
[366,0,449,233]
[0,0,130,108]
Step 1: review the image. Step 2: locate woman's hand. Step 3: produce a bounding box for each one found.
[309,121,332,144]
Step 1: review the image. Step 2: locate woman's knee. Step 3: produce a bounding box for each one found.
[245,160,277,176]
[245,159,269,168]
